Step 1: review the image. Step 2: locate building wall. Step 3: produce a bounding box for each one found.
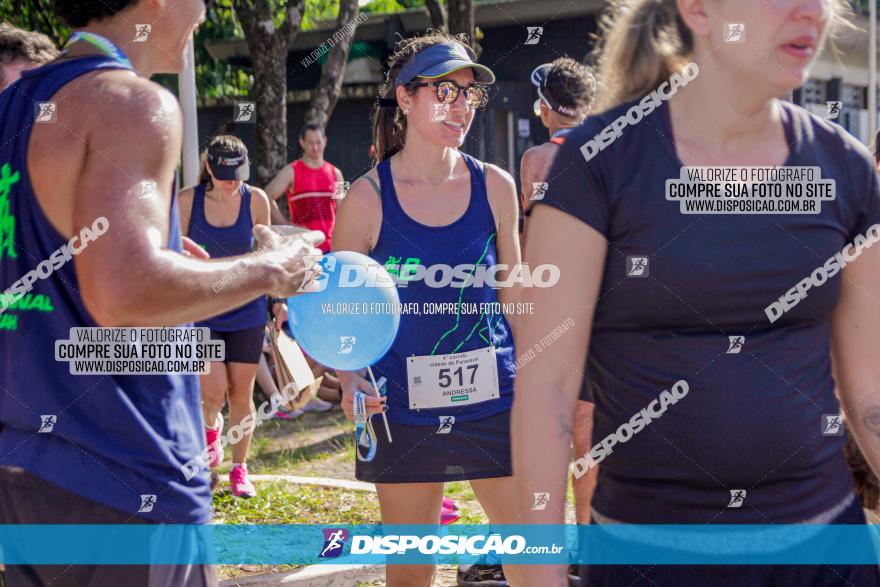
[196,97,375,188]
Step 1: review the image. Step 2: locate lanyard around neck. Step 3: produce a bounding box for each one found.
[63,31,133,70]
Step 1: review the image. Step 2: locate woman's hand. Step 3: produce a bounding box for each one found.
[338,369,386,421]
[272,301,288,331]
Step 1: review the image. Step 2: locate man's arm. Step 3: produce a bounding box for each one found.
[520,147,541,215]
[265,164,294,225]
[334,166,345,199]
[73,82,321,327]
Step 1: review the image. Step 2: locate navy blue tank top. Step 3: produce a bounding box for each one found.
[189,183,266,332]
[369,153,515,425]
[0,56,210,522]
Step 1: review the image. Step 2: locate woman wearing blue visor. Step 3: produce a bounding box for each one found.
[333,32,524,586]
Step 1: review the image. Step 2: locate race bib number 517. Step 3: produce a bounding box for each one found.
[407,347,499,410]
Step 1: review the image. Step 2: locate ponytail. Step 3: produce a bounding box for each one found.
[591,0,692,112]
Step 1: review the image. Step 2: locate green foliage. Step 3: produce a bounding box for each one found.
[193,0,252,97]
[0,0,68,45]
[0,0,426,99]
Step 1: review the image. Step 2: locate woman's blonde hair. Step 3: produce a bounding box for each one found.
[591,0,854,112]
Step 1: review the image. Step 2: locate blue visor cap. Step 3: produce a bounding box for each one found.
[396,43,496,87]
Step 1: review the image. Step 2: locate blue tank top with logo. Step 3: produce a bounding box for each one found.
[0,56,210,523]
[189,183,266,332]
[369,152,515,425]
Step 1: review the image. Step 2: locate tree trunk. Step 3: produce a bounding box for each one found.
[248,43,290,185]
[447,0,479,57]
[424,0,447,31]
[448,0,474,41]
[303,0,361,129]
[232,0,305,185]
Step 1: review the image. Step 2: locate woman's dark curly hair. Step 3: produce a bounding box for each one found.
[52,0,139,28]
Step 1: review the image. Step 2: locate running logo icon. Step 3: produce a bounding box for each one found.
[139,181,158,200]
[333,181,350,199]
[234,102,256,123]
[133,24,151,42]
[524,27,543,45]
[437,416,455,434]
[298,254,333,293]
[38,414,56,433]
[319,528,349,558]
[727,489,746,508]
[431,103,451,122]
[724,23,745,43]
[338,336,357,354]
[822,414,844,436]
[35,102,57,123]
[531,182,548,201]
[626,256,649,278]
[726,336,745,354]
[138,494,157,513]
[531,492,550,511]
[825,101,842,120]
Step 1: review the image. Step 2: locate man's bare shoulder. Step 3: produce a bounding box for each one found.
[57,69,182,138]
[521,142,560,174]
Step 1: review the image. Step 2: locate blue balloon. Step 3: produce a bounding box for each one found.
[286,251,400,370]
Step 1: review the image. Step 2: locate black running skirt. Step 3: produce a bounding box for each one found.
[355,409,512,483]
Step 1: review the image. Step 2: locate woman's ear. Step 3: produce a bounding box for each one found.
[396,85,413,115]
[677,0,712,38]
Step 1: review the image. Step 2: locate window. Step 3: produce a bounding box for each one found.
[801,79,826,104]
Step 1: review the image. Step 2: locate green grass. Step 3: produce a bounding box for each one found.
[213,482,381,525]
[216,410,356,475]
[214,481,380,581]
[444,481,487,524]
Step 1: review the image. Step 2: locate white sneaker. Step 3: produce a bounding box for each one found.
[302,397,333,412]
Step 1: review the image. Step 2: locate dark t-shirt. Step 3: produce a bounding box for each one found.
[536,98,880,524]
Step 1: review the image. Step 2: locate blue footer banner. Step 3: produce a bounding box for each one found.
[1,524,880,565]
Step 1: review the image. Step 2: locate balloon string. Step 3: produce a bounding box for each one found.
[367,365,393,443]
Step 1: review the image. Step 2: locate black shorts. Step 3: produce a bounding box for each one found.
[355,409,512,483]
[208,326,264,365]
[582,495,879,587]
[0,466,217,587]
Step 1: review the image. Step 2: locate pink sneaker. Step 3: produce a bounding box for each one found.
[230,464,256,498]
[441,503,461,525]
[442,496,459,511]
[205,413,224,469]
